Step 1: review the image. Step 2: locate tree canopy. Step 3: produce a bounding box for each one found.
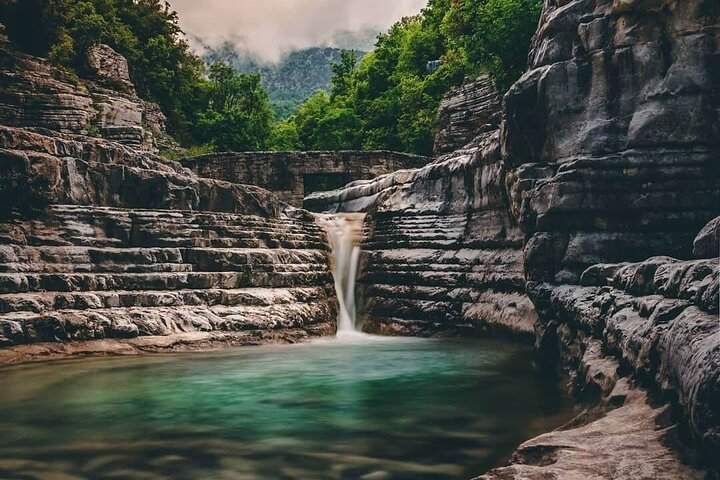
[274,0,542,156]
[0,0,543,156]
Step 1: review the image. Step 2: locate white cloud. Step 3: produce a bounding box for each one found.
[168,0,428,61]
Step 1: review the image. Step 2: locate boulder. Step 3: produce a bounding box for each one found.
[86,44,135,94]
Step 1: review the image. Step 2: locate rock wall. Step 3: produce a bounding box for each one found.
[502,0,720,283]
[0,40,166,152]
[498,0,720,467]
[305,133,536,339]
[304,0,720,473]
[0,126,337,363]
[182,150,429,207]
[434,75,502,155]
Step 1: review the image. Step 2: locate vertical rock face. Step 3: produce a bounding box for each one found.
[434,75,503,156]
[502,0,720,283]
[497,0,720,466]
[0,40,166,152]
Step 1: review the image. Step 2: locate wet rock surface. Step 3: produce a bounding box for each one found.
[502,0,720,283]
[477,378,706,480]
[0,125,337,358]
[306,131,536,339]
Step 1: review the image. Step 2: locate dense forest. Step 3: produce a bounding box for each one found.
[202,43,366,120]
[0,0,542,156]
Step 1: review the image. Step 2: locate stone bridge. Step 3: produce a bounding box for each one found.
[181,151,429,207]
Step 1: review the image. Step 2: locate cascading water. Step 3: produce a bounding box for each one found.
[323,213,365,334]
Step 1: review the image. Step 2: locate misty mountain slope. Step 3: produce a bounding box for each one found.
[202,41,366,118]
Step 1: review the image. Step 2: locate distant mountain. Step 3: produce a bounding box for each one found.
[200,41,366,119]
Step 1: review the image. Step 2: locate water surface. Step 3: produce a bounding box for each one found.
[0,336,574,479]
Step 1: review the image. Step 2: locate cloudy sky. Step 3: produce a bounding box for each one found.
[168,0,428,61]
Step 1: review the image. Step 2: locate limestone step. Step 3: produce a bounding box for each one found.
[0,246,328,274]
[0,299,336,344]
[0,271,333,294]
[0,205,328,250]
[360,269,524,290]
[0,286,333,314]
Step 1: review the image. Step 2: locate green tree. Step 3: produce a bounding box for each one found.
[269,120,302,151]
[444,0,542,89]
[194,63,274,152]
[290,0,541,155]
[330,50,358,100]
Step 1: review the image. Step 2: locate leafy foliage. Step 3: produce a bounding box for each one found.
[202,44,366,120]
[0,0,273,151]
[193,63,274,152]
[286,0,542,156]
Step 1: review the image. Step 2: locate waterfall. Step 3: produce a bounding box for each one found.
[323,214,364,334]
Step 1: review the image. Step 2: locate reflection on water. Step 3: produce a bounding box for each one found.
[0,337,575,480]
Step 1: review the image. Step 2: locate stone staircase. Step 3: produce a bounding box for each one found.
[0,205,336,348]
[0,127,337,355]
[358,208,533,337]
[305,132,538,338]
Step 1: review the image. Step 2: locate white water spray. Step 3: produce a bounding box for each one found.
[323,214,365,334]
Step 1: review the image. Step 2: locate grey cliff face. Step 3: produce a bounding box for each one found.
[498,0,720,463]
[434,75,502,156]
[502,0,720,283]
[303,0,719,474]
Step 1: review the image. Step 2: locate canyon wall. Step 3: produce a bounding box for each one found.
[0,44,337,363]
[497,0,720,469]
[305,0,719,473]
[181,150,429,207]
[434,75,502,156]
[503,0,720,283]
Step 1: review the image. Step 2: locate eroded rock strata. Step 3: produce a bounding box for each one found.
[306,131,536,339]
[0,39,166,151]
[0,125,337,364]
[305,0,719,475]
[502,0,720,283]
[182,150,429,207]
[434,75,502,156]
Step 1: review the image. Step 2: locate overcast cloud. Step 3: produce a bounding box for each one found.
[168,0,428,61]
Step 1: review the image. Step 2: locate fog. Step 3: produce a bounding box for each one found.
[168,0,428,61]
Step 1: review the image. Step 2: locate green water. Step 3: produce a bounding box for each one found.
[0,336,574,480]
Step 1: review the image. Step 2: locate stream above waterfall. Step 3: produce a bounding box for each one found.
[0,338,575,480]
